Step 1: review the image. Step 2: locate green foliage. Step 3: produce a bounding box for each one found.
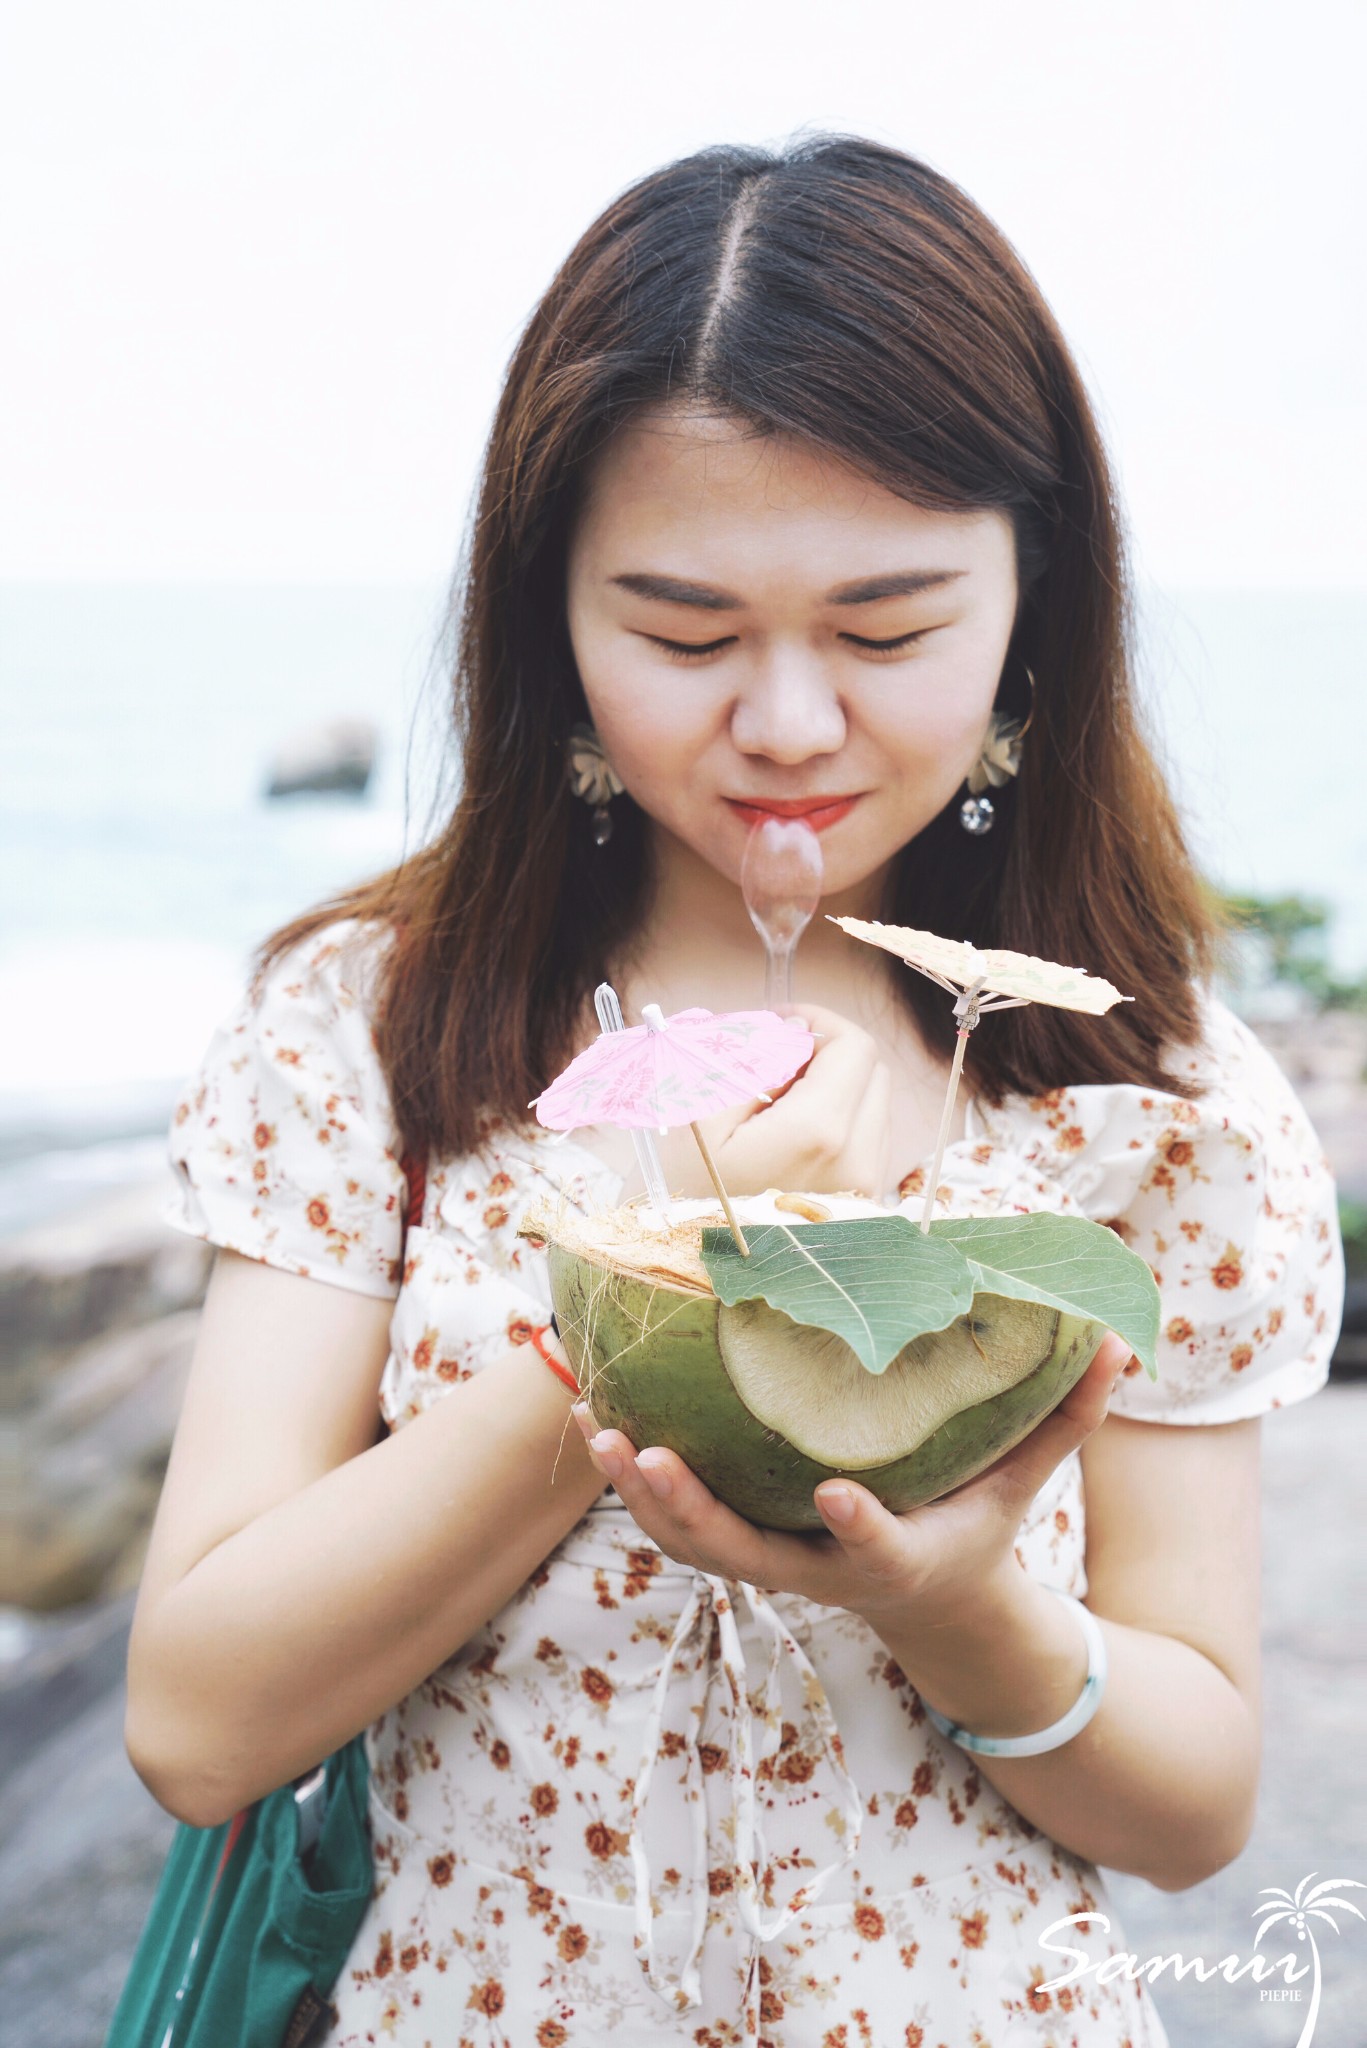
[701,1212,1160,1378]
[1219,891,1367,1009]
[1339,1198,1367,1280]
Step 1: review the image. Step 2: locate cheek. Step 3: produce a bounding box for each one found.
[868,689,989,787]
[576,644,711,801]
[602,703,700,790]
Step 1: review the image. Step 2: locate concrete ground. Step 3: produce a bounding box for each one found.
[1102,1380,1367,2048]
[2,1384,1363,2048]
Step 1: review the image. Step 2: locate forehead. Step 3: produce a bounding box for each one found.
[571,405,1012,584]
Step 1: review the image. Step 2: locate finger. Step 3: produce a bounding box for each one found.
[722,1026,874,1139]
[577,1422,788,1579]
[744,1027,881,1166]
[984,1334,1132,1516]
[771,1001,859,1040]
[709,1009,859,1133]
[573,1405,924,1611]
[693,1095,767,1147]
[800,1019,880,1088]
[810,1476,927,1614]
[1057,1331,1133,1429]
[841,1058,893,1198]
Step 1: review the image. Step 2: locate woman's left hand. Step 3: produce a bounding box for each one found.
[572,1333,1131,1624]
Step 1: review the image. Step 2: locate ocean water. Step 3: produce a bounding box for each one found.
[1,580,1363,1232]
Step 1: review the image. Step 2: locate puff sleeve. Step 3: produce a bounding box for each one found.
[164,919,407,1299]
[1091,1000,1343,1424]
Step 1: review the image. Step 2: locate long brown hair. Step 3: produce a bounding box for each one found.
[262,134,1216,1159]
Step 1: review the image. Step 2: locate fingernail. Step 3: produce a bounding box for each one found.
[571,1401,594,1437]
[817,1486,856,1525]
[637,1456,674,1502]
[588,1434,623,1481]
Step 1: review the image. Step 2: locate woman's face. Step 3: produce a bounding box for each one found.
[565,406,1020,903]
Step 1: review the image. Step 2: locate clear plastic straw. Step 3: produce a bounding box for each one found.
[593,982,672,1217]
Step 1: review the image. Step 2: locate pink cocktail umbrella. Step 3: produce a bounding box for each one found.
[531,1003,816,1256]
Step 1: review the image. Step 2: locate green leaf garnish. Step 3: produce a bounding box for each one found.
[929,1214,1160,1378]
[700,1209,1162,1380]
[701,1216,974,1373]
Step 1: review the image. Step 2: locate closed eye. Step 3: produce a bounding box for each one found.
[646,628,932,664]
[648,635,736,663]
[842,629,932,656]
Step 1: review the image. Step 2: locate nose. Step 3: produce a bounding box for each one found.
[729,648,847,765]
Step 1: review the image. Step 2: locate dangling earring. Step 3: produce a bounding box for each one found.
[566,724,625,846]
[959,667,1036,836]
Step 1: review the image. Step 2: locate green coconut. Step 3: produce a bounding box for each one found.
[524,1192,1110,1531]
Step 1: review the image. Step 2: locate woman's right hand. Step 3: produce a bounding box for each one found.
[663,1003,893,1199]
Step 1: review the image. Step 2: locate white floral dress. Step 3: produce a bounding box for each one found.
[166,921,1343,2048]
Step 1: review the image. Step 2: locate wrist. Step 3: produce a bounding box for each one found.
[851,1548,1024,1634]
[921,1588,1107,1758]
[869,1564,1093,1748]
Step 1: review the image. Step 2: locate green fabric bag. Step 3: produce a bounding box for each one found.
[104,1734,373,2048]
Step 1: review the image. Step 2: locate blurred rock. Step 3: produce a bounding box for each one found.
[0,1587,140,1780]
[264,716,378,799]
[1255,1007,1367,1200]
[1,1182,210,1611]
[0,1591,178,2047]
[1250,1007,1367,1379]
[1,1178,210,1397]
[7,1311,199,1610]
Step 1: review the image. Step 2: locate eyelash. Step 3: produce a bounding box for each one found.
[649,630,930,664]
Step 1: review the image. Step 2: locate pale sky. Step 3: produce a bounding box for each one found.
[2,0,1363,589]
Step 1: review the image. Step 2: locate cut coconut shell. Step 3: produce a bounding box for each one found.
[717,1292,1061,1469]
[525,1195,1106,1530]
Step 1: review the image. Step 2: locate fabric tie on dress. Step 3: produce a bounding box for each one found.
[628,1570,863,2015]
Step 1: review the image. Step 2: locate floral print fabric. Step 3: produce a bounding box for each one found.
[166,921,1343,2047]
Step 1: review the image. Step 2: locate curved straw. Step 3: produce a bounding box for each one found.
[741,814,823,1009]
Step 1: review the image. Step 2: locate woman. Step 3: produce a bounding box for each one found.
[125,137,1342,2045]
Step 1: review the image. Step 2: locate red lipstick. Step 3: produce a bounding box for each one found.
[727,795,861,833]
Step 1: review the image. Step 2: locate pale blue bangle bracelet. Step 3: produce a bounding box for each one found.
[921,1590,1108,1759]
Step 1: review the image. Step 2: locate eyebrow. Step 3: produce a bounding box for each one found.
[609,568,968,610]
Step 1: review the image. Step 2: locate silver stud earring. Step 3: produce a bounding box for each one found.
[566,724,626,845]
[959,668,1035,836]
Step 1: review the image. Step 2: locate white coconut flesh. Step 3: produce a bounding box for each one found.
[716,1293,1061,1470]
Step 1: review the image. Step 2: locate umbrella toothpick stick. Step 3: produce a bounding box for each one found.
[920,986,982,1233]
[919,980,1030,1232]
[635,1002,752,1257]
[688,1121,750,1257]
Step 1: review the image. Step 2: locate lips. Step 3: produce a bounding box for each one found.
[726,795,862,833]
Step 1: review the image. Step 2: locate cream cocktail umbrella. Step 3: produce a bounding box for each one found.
[829,917,1131,1230]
